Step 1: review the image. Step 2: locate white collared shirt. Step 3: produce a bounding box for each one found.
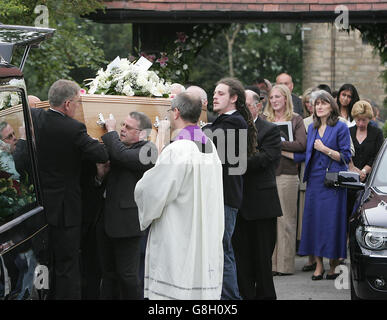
[49,108,65,116]
[224,109,237,115]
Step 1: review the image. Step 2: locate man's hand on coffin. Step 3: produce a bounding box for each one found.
[105,118,117,132]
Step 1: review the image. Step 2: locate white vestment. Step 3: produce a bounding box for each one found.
[134,139,224,300]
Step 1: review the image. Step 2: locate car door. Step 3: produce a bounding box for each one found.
[0,77,49,300]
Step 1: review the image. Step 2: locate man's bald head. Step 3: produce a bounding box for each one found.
[28,95,41,108]
[276,73,294,93]
[186,85,208,109]
[245,89,261,119]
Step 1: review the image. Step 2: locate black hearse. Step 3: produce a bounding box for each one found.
[339,138,387,300]
[0,25,55,299]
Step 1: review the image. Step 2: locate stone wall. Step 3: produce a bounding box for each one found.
[302,23,386,108]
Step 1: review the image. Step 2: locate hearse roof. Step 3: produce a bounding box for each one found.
[0,24,55,65]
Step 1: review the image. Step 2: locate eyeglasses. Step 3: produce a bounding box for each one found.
[167,107,206,112]
[69,99,82,104]
[1,131,16,141]
[120,122,141,131]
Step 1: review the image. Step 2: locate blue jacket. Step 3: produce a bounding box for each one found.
[294,120,351,183]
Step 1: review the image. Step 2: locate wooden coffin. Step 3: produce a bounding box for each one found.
[34,94,208,141]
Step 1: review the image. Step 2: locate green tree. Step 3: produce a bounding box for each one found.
[67,22,133,90]
[351,24,387,116]
[1,0,106,99]
[190,23,303,108]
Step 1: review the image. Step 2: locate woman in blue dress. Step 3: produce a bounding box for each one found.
[292,90,351,280]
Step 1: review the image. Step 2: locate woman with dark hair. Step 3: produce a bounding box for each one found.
[295,90,351,280]
[336,83,360,124]
[285,91,352,279]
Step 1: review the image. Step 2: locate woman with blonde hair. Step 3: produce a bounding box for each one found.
[301,87,314,119]
[347,100,384,220]
[349,100,384,181]
[264,84,306,276]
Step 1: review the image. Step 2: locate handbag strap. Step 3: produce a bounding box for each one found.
[326,152,347,171]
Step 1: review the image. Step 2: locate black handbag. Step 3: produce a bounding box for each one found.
[324,153,347,188]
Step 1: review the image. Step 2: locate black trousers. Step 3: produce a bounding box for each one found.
[232,215,277,300]
[80,221,101,300]
[97,222,142,300]
[49,224,82,300]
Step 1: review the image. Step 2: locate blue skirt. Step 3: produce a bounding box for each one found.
[298,170,347,259]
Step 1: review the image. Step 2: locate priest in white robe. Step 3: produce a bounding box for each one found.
[134,92,224,300]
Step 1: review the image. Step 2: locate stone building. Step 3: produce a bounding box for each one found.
[302,23,386,107]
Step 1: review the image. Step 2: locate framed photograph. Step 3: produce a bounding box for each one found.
[275,121,293,142]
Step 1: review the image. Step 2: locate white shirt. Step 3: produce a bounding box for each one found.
[224,109,237,115]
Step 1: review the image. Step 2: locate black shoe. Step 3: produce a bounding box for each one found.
[272,271,279,276]
[311,271,325,281]
[302,262,317,272]
[325,273,340,280]
[277,272,293,276]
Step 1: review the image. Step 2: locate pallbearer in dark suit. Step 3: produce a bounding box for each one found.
[233,89,283,300]
[31,80,109,300]
[80,158,105,300]
[97,111,157,299]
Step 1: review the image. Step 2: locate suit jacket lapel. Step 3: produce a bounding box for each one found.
[212,113,228,126]
[255,118,265,149]
[255,118,260,136]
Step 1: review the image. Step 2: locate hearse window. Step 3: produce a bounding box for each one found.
[373,148,387,187]
[0,89,37,226]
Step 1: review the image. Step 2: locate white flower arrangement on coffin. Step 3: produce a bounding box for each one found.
[0,80,24,110]
[85,56,171,98]
[0,92,21,110]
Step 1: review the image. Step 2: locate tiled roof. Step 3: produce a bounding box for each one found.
[105,0,387,12]
[95,0,387,22]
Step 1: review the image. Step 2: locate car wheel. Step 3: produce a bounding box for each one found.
[350,272,361,300]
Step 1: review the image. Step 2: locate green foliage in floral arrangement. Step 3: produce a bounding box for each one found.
[383,120,387,139]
